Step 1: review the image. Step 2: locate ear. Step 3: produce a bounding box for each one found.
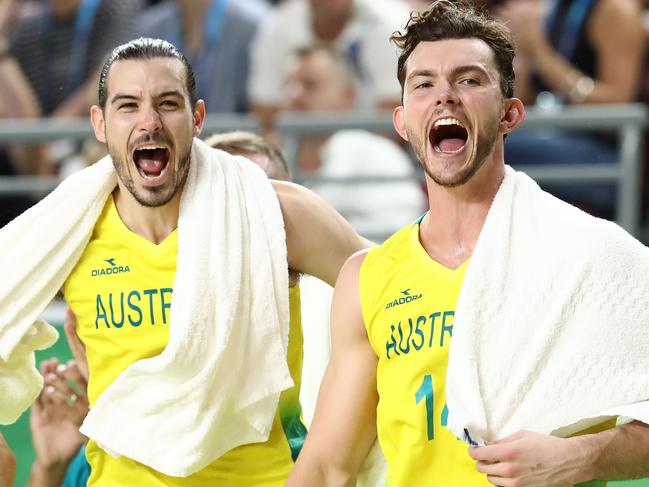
[192,99,206,136]
[500,97,525,135]
[392,105,409,142]
[90,105,106,143]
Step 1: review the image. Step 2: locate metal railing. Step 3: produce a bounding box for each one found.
[0,103,646,235]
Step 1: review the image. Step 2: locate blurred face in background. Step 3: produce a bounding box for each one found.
[49,0,82,19]
[309,0,352,18]
[283,49,355,112]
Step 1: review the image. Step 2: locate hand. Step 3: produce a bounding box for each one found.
[30,358,89,472]
[495,0,547,57]
[0,432,16,487]
[469,430,584,487]
[63,307,88,381]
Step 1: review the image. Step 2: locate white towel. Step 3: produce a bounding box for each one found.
[0,159,116,424]
[0,138,293,476]
[446,165,649,445]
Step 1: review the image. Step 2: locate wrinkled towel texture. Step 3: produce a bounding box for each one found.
[446,166,649,445]
[0,138,293,476]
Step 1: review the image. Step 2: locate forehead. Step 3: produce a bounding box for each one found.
[106,57,188,98]
[405,38,498,76]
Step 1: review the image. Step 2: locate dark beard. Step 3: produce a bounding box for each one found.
[409,124,499,188]
[109,145,191,208]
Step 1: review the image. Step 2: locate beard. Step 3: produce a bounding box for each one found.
[408,121,499,188]
[108,139,191,208]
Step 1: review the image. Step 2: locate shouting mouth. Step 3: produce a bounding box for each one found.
[430,117,468,154]
[132,145,171,184]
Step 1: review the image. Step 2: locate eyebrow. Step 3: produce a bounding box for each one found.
[406,64,489,82]
[110,90,184,105]
[110,94,140,105]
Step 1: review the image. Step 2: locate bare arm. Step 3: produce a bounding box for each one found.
[469,421,649,486]
[288,250,379,486]
[499,0,645,104]
[274,180,372,286]
[0,433,16,487]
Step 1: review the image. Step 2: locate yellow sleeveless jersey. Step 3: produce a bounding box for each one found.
[63,195,306,486]
[360,220,611,487]
[360,220,488,487]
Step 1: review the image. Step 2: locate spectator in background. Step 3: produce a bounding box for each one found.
[283,45,426,239]
[27,358,90,487]
[0,0,52,227]
[204,130,291,180]
[134,0,269,113]
[493,0,646,217]
[249,0,409,133]
[0,433,16,487]
[8,0,143,118]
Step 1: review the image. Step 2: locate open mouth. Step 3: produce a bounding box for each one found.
[133,146,171,180]
[430,118,468,154]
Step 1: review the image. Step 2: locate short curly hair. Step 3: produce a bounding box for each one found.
[391,0,515,99]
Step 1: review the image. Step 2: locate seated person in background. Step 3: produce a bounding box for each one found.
[492,0,646,218]
[8,0,143,118]
[133,0,269,114]
[282,45,426,240]
[0,0,53,226]
[248,0,408,133]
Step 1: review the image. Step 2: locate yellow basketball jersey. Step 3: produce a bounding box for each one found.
[64,195,305,486]
[359,220,489,487]
[360,220,612,487]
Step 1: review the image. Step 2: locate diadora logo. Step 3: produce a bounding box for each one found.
[91,257,131,277]
[385,288,423,309]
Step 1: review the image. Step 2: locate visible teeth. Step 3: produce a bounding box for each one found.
[136,145,166,150]
[434,118,464,128]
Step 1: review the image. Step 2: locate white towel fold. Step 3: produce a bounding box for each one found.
[446,165,649,445]
[0,159,116,424]
[0,138,293,476]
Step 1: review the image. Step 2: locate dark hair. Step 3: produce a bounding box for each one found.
[204,131,291,181]
[98,37,198,109]
[391,0,515,98]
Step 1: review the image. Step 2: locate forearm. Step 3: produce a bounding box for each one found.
[288,461,356,487]
[27,459,69,487]
[573,421,649,483]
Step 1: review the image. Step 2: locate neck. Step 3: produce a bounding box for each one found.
[112,186,183,245]
[419,158,505,269]
[179,0,211,52]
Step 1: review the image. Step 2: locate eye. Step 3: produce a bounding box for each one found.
[415,81,433,90]
[459,78,479,86]
[160,99,179,109]
[118,102,138,110]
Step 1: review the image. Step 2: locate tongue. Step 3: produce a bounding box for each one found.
[438,138,465,152]
[138,158,165,176]
[135,149,167,176]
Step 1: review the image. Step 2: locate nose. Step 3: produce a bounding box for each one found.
[435,81,459,106]
[138,104,162,133]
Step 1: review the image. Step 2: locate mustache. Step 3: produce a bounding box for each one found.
[128,133,170,151]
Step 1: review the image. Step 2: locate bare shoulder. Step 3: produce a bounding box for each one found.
[593,0,641,26]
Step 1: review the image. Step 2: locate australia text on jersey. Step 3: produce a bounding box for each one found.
[95,288,173,329]
[385,310,454,359]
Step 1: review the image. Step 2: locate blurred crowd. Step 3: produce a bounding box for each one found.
[1,0,649,232]
[1,0,649,486]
